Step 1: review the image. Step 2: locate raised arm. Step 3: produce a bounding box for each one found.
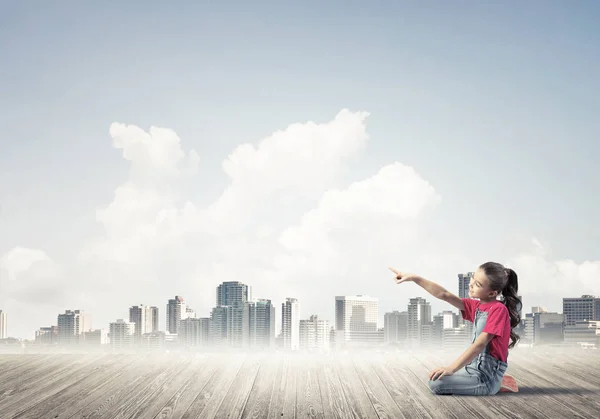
[389,267,464,311]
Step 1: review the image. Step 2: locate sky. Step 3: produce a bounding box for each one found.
[1,1,599,340]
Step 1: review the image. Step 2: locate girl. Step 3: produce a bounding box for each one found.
[389,262,521,396]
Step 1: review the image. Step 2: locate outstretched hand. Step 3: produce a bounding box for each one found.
[388,267,417,284]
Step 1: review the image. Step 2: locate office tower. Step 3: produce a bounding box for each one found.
[563,295,600,326]
[384,311,408,344]
[299,315,330,351]
[57,309,91,345]
[217,281,251,307]
[227,303,251,348]
[150,306,159,332]
[282,298,300,350]
[129,305,155,341]
[335,295,379,346]
[109,319,135,349]
[407,297,431,343]
[166,296,186,334]
[0,310,6,339]
[564,321,600,346]
[179,318,211,347]
[249,299,276,349]
[83,329,109,345]
[210,306,228,347]
[458,272,474,299]
[35,326,58,344]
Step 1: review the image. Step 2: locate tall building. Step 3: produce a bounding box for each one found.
[335,295,379,346]
[564,321,600,346]
[166,296,186,334]
[458,272,474,299]
[563,295,600,326]
[210,306,228,347]
[57,310,92,345]
[129,305,155,341]
[150,306,159,332]
[109,319,135,349]
[299,315,330,351]
[35,326,58,344]
[217,281,251,307]
[227,303,251,348]
[282,298,300,350]
[384,311,408,344]
[249,299,276,349]
[407,297,431,344]
[179,318,211,348]
[0,310,7,339]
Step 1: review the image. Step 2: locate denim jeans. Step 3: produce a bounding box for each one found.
[428,352,508,396]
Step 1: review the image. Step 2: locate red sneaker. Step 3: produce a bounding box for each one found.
[499,374,518,393]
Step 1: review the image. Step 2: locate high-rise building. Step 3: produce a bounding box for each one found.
[563,295,600,326]
[217,281,251,307]
[299,315,330,351]
[407,297,431,344]
[210,306,228,347]
[129,305,155,341]
[335,295,379,346]
[57,310,91,345]
[227,303,251,348]
[109,319,135,349]
[35,326,58,344]
[0,310,7,339]
[249,299,276,349]
[166,296,186,334]
[564,321,600,346]
[282,298,300,350]
[150,306,159,332]
[384,311,408,344]
[179,318,211,347]
[458,272,474,299]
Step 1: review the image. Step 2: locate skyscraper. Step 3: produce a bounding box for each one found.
[384,311,408,344]
[408,297,431,344]
[0,310,6,339]
[458,272,474,299]
[57,310,91,345]
[282,298,300,350]
[217,281,251,307]
[129,304,155,341]
[249,299,276,349]
[335,295,379,345]
[166,296,186,334]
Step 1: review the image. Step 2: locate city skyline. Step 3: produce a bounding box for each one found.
[2,2,600,341]
[1,274,595,341]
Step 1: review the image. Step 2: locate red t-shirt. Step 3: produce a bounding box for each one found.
[460,298,511,363]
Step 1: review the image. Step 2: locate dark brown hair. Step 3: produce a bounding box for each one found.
[479,261,522,349]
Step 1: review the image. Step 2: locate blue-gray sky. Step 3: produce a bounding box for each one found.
[1,1,599,339]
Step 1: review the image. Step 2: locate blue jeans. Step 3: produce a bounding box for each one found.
[428,353,508,396]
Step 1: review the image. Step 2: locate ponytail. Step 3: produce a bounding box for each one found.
[502,268,521,349]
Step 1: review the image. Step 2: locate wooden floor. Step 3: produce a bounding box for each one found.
[0,348,599,419]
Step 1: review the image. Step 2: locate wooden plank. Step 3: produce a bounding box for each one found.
[294,354,325,419]
[266,352,298,419]
[0,355,108,418]
[152,355,220,419]
[180,353,246,418]
[73,355,173,419]
[85,355,187,419]
[315,353,354,419]
[335,354,378,418]
[240,352,281,419]
[127,355,209,419]
[35,354,150,419]
[351,354,407,419]
[11,354,130,418]
[213,353,261,418]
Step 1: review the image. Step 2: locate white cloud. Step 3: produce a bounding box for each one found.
[507,238,600,302]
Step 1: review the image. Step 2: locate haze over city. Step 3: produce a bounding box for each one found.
[1,1,599,340]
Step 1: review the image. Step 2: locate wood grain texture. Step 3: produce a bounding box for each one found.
[0,349,598,419]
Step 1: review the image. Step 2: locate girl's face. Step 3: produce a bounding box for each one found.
[469,269,498,301]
